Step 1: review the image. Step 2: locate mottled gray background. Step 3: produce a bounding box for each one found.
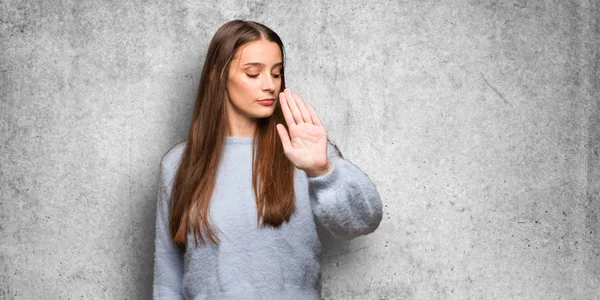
[1,0,599,299]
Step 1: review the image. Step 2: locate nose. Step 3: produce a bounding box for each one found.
[262,74,276,92]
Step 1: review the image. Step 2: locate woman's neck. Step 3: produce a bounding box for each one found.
[226,121,257,137]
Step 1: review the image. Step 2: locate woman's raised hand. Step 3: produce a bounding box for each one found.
[276,88,332,177]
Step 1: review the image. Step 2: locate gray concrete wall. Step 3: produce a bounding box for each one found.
[1,0,598,299]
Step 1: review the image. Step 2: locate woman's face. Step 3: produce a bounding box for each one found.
[224,39,283,134]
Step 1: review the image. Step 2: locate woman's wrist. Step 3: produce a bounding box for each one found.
[305,160,333,177]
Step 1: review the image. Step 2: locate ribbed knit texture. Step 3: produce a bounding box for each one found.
[153,136,383,300]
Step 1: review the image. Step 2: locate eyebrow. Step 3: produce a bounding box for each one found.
[242,62,283,69]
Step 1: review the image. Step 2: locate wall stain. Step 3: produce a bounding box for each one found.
[480,72,514,108]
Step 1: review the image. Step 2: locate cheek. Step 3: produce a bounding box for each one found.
[230,78,256,96]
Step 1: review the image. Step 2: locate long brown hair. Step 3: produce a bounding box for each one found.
[168,20,296,247]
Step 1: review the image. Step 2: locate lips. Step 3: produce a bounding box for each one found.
[257,98,275,106]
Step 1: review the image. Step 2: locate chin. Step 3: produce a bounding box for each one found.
[256,112,275,119]
[253,109,276,119]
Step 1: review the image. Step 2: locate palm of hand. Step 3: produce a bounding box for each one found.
[276,88,330,173]
[285,119,328,170]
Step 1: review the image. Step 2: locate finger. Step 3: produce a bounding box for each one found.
[292,92,313,124]
[276,124,292,152]
[284,88,304,124]
[279,91,297,126]
[305,102,322,127]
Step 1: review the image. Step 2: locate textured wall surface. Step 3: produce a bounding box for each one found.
[1,0,599,299]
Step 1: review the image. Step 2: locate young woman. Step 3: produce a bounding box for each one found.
[153,20,383,300]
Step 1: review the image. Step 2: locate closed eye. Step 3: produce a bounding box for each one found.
[246,73,283,78]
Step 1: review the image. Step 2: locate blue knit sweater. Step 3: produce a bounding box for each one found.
[153,136,383,300]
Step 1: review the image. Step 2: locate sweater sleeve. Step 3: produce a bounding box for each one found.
[153,158,185,299]
[307,141,383,240]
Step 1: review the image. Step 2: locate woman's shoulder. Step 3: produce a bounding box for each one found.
[326,139,343,159]
[161,140,187,168]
